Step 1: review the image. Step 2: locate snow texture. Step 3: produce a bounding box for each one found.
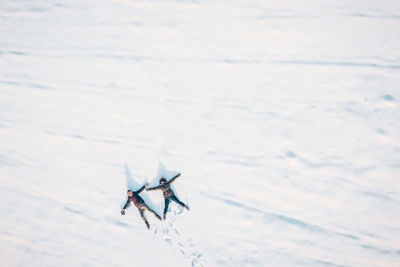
[1,0,400,266]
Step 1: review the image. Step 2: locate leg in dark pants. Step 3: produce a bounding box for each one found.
[138,207,150,229]
[163,198,170,220]
[170,195,190,211]
[142,203,162,220]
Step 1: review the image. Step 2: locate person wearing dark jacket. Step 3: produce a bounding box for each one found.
[121,183,161,229]
[146,173,189,220]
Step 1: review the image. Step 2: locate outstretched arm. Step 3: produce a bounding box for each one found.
[168,173,181,184]
[136,183,149,194]
[146,185,161,191]
[121,198,131,214]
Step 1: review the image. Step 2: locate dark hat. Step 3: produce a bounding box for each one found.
[159,177,167,184]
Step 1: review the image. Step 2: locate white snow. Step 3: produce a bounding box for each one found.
[1,0,400,266]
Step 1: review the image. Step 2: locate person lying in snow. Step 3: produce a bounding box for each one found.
[121,183,161,229]
[146,173,190,220]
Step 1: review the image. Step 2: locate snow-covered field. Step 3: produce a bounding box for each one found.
[1,0,400,266]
